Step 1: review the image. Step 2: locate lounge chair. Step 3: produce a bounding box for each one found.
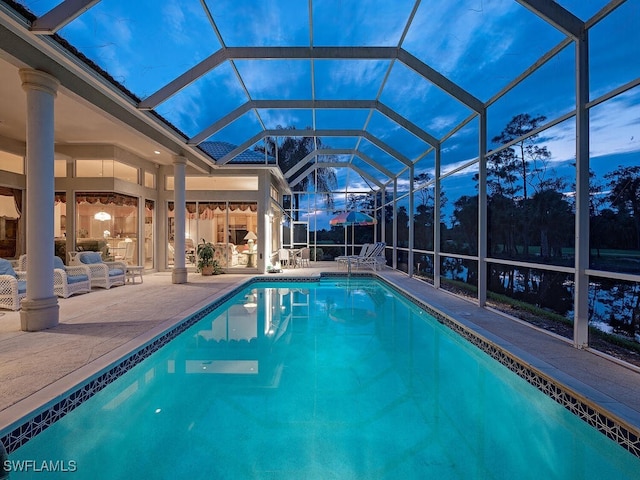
[335,243,372,268]
[68,251,126,289]
[0,258,27,310]
[353,242,387,271]
[18,255,91,298]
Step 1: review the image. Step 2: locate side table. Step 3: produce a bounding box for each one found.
[126,265,144,284]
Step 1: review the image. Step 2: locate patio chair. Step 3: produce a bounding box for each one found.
[122,241,136,265]
[353,242,387,271]
[18,255,91,298]
[278,248,291,268]
[296,247,311,268]
[0,258,27,310]
[68,251,126,289]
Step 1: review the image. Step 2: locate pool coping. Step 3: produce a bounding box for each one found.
[1,272,639,459]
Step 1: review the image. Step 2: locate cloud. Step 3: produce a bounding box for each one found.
[589,90,640,159]
[317,60,390,98]
[312,0,415,46]
[258,110,307,129]
[161,3,191,45]
[60,8,133,85]
[234,60,311,99]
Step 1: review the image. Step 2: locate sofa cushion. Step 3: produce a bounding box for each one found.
[53,256,66,270]
[67,274,89,284]
[17,280,27,294]
[80,252,103,264]
[0,259,17,277]
[108,268,124,277]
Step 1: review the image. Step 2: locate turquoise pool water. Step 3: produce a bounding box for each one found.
[5,278,640,479]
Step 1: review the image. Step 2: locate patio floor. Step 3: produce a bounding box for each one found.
[1,262,639,443]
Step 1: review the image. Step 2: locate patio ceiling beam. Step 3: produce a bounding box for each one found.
[138,46,476,117]
[217,136,405,184]
[282,148,394,182]
[138,48,228,110]
[362,132,411,167]
[188,100,376,145]
[289,161,383,189]
[216,131,360,166]
[213,130,389,167]
[377,102,439,147]
[226,46,398,60]
[138,47,396,110]
[215,132,395,181]
[283,148,341,180]
[31,0,101,34]
[188,99,433,151]
[516,0,584,39]
[351,151,395,180]
[396,49,483,113]
[332,163,383,189]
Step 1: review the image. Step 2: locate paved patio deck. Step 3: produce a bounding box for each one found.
[1,262,639,443]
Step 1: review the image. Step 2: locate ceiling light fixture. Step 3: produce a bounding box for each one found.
[94,211,111,221]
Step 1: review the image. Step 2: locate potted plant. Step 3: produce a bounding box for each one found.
[196,239,217,275]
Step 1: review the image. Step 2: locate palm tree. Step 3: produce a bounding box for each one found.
[258,126,337,220]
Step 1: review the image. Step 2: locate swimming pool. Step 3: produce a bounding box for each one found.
[2,277,640,479]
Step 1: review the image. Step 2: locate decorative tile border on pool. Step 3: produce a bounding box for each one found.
[3,273,639,460]
[370,275,640,460]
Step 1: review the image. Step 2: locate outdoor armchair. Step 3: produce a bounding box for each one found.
[68,251,126,289]
[18,255,91,298]
[0,258,27,310]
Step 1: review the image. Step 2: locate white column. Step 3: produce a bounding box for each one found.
[259,171,271,272]
[380,187,386,245]
[574,31,590,348]
[392,178,398,270]
[19,69,60,331]
[408,165,414,277]
[478,109,488,306]
[373,191,378,244]
[172,155,188,284]
[434,146,442,289]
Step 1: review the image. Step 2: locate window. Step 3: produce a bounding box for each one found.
[165,176,259,191]
[0,151,24,174]
[76,160,138,183]
[144,171,156,188]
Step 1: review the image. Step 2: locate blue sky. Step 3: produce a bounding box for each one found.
[16,0,640,228]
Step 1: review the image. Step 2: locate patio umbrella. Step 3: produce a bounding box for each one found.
[330,211,377,256]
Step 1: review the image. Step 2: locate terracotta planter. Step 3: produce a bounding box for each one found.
[201,265,214,276]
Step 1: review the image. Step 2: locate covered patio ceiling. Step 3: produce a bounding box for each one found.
[0,0,628,191]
